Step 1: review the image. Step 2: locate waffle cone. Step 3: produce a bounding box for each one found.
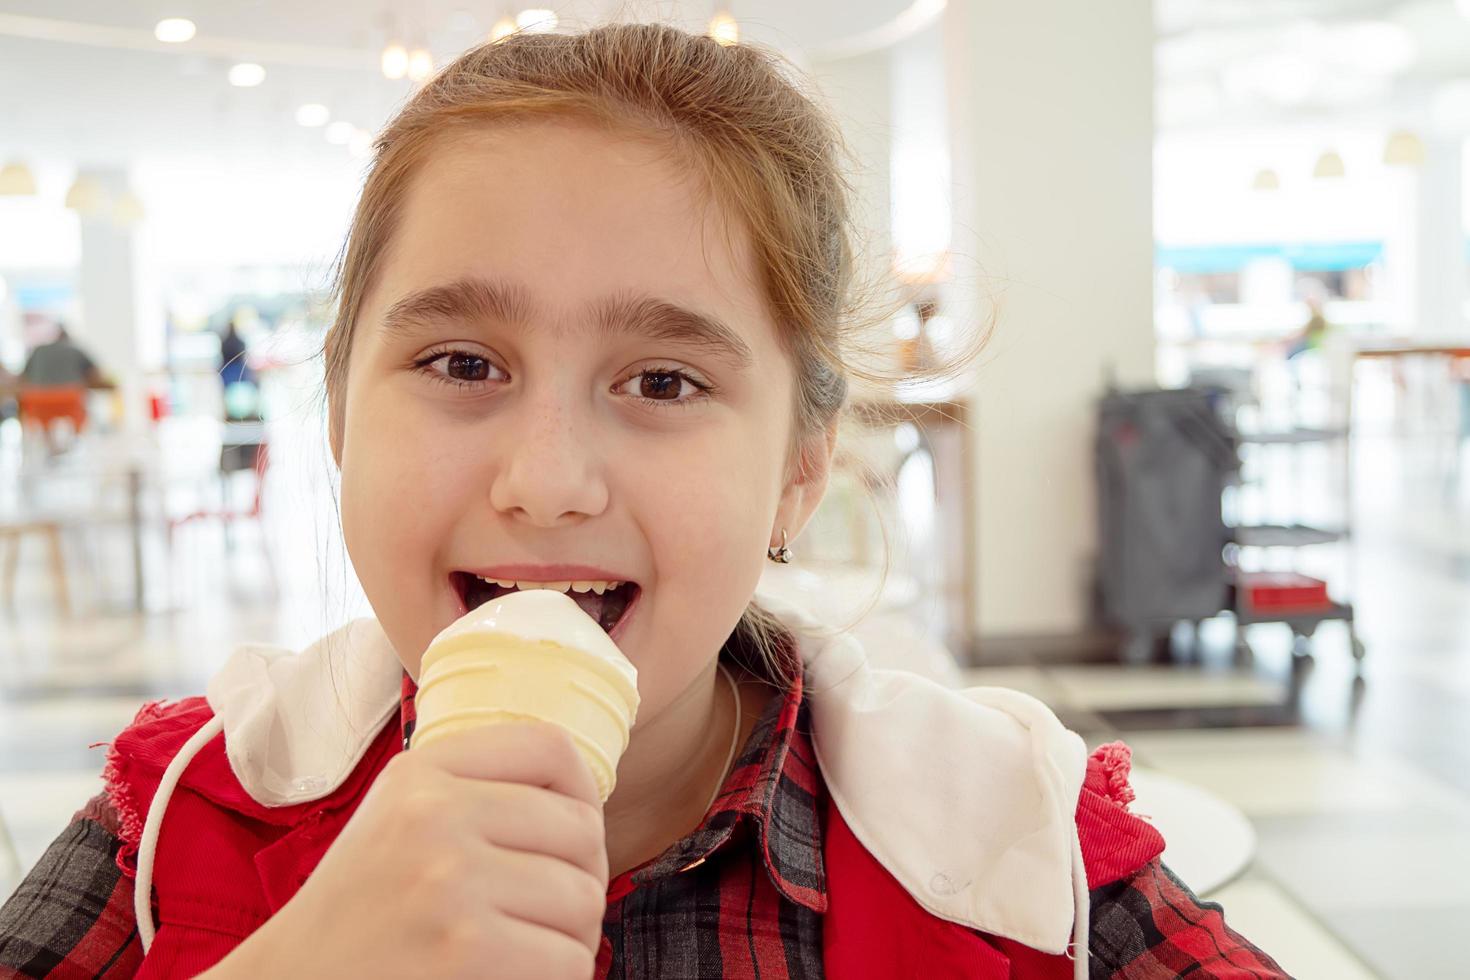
[412,634,639,801]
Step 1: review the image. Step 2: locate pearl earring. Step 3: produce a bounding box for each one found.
[766,528,792,564]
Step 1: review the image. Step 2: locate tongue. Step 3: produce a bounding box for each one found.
[567,590,607,623]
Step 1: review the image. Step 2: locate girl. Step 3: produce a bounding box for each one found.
[0,24,1287,980]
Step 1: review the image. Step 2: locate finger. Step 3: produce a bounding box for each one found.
[416,721,602,808]
[485,845,608,956]
[492,913,599,980]
[454,780,609,885]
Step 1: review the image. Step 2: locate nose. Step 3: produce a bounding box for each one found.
[487,390,609,527]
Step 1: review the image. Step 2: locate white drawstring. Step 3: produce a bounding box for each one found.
[1068,824,1090,980]
[134,714,225,952]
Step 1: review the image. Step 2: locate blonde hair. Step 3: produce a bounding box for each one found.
[324,23,972,686]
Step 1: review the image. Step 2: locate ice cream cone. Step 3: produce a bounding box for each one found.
[411,590,640,801]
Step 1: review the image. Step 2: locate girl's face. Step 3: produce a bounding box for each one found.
[336,120,828,724]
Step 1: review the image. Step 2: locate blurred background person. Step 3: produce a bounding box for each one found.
[1285,291,1331,361]
[14,321,113,448]
[216,315,260,421]
[20,322,112,390]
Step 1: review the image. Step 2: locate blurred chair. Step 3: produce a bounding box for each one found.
[16,386,87,434]
[0,517,70,616]
[166,440,275,594]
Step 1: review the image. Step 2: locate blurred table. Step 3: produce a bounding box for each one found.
[4,419,264,612]
[1354,343,1470,360]
[11,433,156,611]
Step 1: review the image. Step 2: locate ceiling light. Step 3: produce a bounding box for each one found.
[516,9,558,33]
[491,17,518,42]
[229,63,266,87]
[709,12,739,46]
[154,18,196,43]
[1312,150,1345,179]
[113,192,146,228]
[0,161,37,196]
[1251,169,1280,191]
[325,121,356,146]
[407,48,434,82]
[1382,130,1426,167]
[381,43,408,80]
[295,103,330,127]
[64,176,107,215]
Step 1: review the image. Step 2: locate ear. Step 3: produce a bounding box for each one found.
[771,419,839,550]
[328,392,344,468]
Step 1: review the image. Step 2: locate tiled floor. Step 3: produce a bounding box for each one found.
[974,433,1470,980]
[2,421,1467,979]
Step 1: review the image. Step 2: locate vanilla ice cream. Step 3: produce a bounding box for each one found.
[411,590,640,801]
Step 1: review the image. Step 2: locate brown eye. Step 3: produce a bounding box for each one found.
[445,353,490,381]
[639,371,681,400]
[613,366,710,406]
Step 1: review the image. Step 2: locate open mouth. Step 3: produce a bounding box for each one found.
[450,572,640,635]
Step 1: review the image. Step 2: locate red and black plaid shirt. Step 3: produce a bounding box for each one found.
[2,669,1287,978]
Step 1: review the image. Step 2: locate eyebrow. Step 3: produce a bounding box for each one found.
[593,292,753,371]
[381,277,532,337]
[379,277,754,371]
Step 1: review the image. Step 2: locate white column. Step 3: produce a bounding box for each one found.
[73,168,157,431]
[944,1,1156,639]
[810,48,893,282]
[890,22,949,280]
[1414,137,1467,338]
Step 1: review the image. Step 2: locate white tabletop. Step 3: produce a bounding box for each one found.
[1127,766,1257,897]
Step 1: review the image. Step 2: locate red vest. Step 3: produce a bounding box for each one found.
[104,699,1163,979]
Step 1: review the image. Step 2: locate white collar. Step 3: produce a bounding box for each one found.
[203,597,1089,960]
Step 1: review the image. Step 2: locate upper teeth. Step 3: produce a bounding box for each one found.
[476,577,623,596]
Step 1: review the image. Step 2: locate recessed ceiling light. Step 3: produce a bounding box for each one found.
[382,43,408,80]
[490,18,517,42]
[709,12,739,46]
[296,103,330,127]
[229,63,266,87]
[407,48,434,82]
[154,18,196,43]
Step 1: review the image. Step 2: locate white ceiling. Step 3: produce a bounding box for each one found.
[1156,0,1470,133]
[0,0,918,171]
[2,0,1468,179]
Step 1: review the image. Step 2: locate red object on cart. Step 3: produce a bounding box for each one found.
[148,390,170,421]
[1238,571,1333,612]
